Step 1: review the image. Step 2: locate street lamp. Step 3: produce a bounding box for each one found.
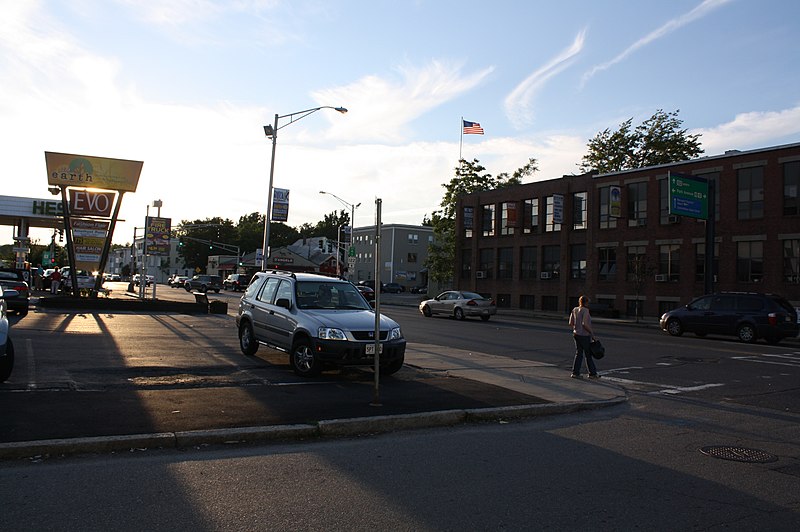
[320,190,360,279]
[262,106,348,271]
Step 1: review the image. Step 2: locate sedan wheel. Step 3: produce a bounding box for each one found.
[421,305,432,317]
[666,318,683,336]
[454,307,465,320]
[737,323,756,343]
[291,339,322,377]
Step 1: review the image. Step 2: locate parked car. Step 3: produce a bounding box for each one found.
[236,271,405,377]
[410,285,428,294]
[419,290,497,321]
[169,275,188,288]
[184,275,222,293]
[223,273,250,292]
[133,274,154,287]
[355,284,375,301]
[61,267,100,292]
[660,292,799,344]
[0,285,15,382]
[0,268,29,316]
[383,282,404,293]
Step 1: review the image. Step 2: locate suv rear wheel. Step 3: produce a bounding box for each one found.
[291,338,322,377]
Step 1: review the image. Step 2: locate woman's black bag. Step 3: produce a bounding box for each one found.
[590,339,605,359]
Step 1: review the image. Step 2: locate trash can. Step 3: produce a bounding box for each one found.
[208,300,228,314]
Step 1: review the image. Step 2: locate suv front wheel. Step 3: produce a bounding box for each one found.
[239,322,259,356]
[290,338,322,377]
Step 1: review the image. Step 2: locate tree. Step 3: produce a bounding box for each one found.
[425,158,533,284]
[580,109,703,174]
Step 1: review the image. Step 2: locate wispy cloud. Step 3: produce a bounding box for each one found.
[581,0,733,87]
[693,105,800,153]
[311,61,494,143]
[504,29,587,129]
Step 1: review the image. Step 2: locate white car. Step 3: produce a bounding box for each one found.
[61,267,99,291]
[0,285,16,382]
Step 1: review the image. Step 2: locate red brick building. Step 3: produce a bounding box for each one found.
[455,142,800,318]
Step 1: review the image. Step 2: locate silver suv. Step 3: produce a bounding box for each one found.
[236,271,406,376]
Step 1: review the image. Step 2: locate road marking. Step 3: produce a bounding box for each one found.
[732,352,800,368]
[600,373,725,396]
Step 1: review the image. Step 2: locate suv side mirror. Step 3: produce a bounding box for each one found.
[275,298,292,310]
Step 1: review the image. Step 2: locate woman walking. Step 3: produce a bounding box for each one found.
[568,295,600,379]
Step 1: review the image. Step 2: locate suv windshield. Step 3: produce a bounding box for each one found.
[296,281,371,310]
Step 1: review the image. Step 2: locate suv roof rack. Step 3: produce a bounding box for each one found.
[267,270,296,279]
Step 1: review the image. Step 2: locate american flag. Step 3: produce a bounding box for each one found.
[463,120,484,135]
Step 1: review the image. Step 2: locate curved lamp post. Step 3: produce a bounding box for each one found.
[320,190,360,279]
[262,106,347,270]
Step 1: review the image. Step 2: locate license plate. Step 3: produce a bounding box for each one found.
[365,343,383,355]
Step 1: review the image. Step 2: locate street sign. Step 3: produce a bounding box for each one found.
[669,172,708,220]
[348,246,355,257]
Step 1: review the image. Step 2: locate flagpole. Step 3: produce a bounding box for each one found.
[459,116,463,161]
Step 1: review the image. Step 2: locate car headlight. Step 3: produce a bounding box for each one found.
[318,327,347,340]
[388,327,403,341]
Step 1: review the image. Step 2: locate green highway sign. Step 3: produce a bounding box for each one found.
[669,173,708,220]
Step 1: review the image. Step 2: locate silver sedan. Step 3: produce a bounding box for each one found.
[419,291,497,321]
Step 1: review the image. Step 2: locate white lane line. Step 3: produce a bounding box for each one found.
[599,374,726,396]
[25,338,37,390]
[652,383,725,395]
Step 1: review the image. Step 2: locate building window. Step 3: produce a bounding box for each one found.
[544,196,562,232]
[694,242,719,283]
[523,198,539,233]
[541,295,559,312]
[658,244,680,282]
[570,244,586,280]
[737,166,764,220]
[498,247,513,279]
[500,202,517,235]
[659,178,671,224]
[572,192,587,230]
[520,295,535,310]
[784,161,800,216]
[407,253,417,263]
[479,248,494,279]
[496,294,511,308]
[598,186,618,229]
[627,182,647,227]
[737,241,763,282]
[407,233,419,245]
[460,250,471,280]
[598,247,617,281]
[481,204,496,236]
[520,246,537,280]
[464,206,474,238]
[626,245,647,282]
[783,239,800,282]
[542,245,560,279]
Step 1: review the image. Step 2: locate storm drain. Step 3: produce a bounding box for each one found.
[700,445,778,463]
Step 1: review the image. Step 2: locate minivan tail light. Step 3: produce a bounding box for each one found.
[768,312,777,326]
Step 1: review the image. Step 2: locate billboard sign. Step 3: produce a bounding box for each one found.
[45,152,143,192]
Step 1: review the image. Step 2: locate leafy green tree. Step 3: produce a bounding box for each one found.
[425,158,532,284]
[580,109,703,174]
[313,210,350,241]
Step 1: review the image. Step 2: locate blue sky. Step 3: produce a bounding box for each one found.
[2,0,799,246]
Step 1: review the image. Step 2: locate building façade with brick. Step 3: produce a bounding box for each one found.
[454,142,800,318]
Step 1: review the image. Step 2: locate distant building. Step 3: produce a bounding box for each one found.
[455,142,800,317]
[352,224,435,290]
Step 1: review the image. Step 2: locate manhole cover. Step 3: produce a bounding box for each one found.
[700,445,778,463]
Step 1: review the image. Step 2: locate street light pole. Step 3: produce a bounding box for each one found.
[319,190,360,281]
[262,106,347,271]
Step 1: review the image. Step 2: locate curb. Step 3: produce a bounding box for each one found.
[0,397,627,460]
